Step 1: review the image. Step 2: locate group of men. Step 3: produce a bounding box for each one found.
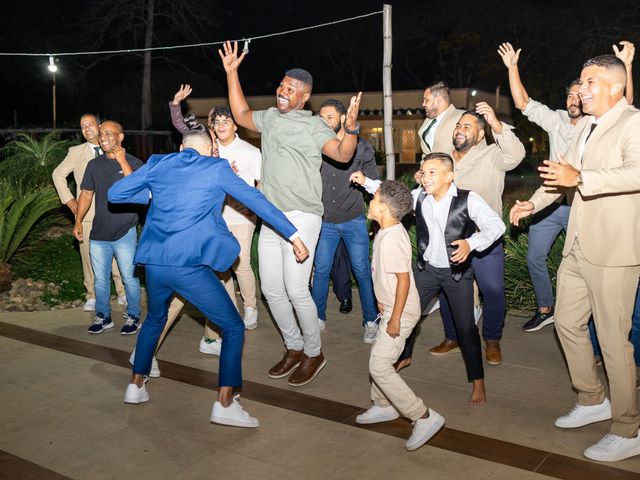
[49,37,640,460]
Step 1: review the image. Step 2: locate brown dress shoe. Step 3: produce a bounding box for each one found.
[485,339,502,366]
[268,349,304,378]
[429,339,460,356]
[288,352,326,386]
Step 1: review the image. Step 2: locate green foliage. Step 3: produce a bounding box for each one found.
[0,133,76,189]
[0,182,61,264]
[11,233,85,305]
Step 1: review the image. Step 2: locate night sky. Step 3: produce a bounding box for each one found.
[1,0,639,130]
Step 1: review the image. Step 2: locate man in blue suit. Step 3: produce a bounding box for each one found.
[108,129,309,428]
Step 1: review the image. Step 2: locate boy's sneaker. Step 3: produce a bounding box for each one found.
[243,307,258,330]
[210,395,259,428]
[363,321,379,344]
[355,405,400,424]
[124,383,149,404]
[522,308,555,332]
[88,313,114,334]
[120,313,141,335]
[583,430,640,462]
[555,398,611,428]
[128,349,161,378]
[199,337,222,355]
[406,409,445,451]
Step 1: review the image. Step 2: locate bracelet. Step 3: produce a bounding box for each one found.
[344,122,360,135]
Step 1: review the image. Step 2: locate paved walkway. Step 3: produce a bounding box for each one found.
[1,292,639,479]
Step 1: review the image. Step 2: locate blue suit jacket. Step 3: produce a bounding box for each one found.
[108,148,297,272]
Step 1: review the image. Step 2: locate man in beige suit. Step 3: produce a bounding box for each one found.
[418,81,466,155]
[52,114,126,311]
[510,54,640,462]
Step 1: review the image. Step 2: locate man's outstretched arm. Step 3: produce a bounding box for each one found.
[498,42,529,111]
[614,41,635,105]
[219,40,258,132]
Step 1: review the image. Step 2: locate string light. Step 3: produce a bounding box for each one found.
[47,55,57,73]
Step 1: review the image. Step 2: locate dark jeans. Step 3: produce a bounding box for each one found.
[401,263,484,382]
[331,239,352,302]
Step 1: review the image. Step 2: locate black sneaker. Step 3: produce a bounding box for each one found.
[120,313,141,335]
[88,313,114,334]
[522,308,555,332]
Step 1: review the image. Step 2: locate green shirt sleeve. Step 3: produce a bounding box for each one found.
[252,109,267,133]
[308,116,337,151]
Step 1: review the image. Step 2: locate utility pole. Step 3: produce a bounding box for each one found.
[382,4,394,179]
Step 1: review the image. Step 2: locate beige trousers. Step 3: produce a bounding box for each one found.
[370,313,427,421]
[220,222,257,310]
[81,221,125,299]
[555,240,640,437]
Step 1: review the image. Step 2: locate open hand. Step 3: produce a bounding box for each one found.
[497,42,521,68]
[509,200,535,226]
[613,41,635,67]
[450,239,471,264]
[344,92,363,131]
[173,84,192,105]
[475,102,501,132]
[218,40,246,73]
[539,154,580,187]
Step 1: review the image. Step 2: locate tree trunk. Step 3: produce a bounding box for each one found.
[141,0,154,130]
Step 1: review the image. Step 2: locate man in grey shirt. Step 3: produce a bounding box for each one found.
[219,40,362,387]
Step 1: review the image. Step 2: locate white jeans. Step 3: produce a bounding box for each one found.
[259,210,322,356]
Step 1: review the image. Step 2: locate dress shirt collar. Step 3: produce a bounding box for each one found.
[427,183,458,204]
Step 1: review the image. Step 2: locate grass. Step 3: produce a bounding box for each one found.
[11,233,86,305]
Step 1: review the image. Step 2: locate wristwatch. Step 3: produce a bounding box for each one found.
[344,122,361,135]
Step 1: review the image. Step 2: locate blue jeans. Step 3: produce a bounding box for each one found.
[311,215,378,325]
[89,226,141,318]
[527,203,570,308]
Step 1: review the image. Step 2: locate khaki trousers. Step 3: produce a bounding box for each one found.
[220,222,257,310]
[555,240,640,437]
[370,313,427,421]
[81,221,125,299]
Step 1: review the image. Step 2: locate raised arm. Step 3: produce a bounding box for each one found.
[321,92,362,163]
[168,84,192,134]
[614,41,635,105]
[497,42,529,111]
[476,102,526,170]
[218,41,257,132]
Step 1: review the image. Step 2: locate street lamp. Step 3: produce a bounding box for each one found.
[47,56,58,128]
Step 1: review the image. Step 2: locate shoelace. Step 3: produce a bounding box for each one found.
[232,395,250,418]
[123,315,137,326]
[568,404,589,417]
[92,317,105,325]
[596,434,622,449]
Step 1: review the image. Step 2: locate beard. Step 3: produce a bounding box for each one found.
[567,106,582,119]
[453,134,475,152]
[333,123,342,134]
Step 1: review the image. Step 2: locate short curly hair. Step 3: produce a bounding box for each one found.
[207,105,234,128]
[378,180,412,220]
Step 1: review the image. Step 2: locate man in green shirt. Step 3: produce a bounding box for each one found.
[219,40,362,386]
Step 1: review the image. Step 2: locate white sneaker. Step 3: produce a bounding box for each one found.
[584,430,640,461]
[199,337,222,355]
[427,299,440,314]
[117,295,127,306]
[474,305,483,324]
[243,307,258,330]
[318,318,326,331]
[555,398,612,428]
[128,349,161,378]
[124,383,149,404]
[355,404,400,424]
[406,409,445,451]
[210,395,259,428]
[363,321,379,344]
[83,299,96,311]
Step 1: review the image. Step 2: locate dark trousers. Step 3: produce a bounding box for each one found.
[400,263,484,382]
[132,264,244,387]
[441,240,506,341]
[331,239,352,302]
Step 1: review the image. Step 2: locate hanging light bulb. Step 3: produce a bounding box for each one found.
[242,39,251,54]
[48,55,58,73]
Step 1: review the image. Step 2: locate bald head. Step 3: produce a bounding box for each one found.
[181,130,213,156]
[98,120,124,153]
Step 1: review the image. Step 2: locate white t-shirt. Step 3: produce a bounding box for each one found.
[218,135,262,225]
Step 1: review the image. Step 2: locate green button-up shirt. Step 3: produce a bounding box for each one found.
[253,107,336,216]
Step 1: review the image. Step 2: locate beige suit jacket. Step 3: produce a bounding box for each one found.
[417,104,466,154]
[530,98,640,266]
[52,142,100,222]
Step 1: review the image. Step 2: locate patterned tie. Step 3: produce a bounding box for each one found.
[94,146,101,158]
[421,119,437,151]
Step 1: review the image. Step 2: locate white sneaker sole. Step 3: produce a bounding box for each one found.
[288,359,327,387]
[406,415,445,451]
[244,321,258,331]
[124,386,149,404]
[555,410,612,428]
[355,412,400,424]
[523,317,555,332]
[584,443,640,462]
[210,416,259,428]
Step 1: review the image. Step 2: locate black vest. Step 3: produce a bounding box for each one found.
[415,188,477,281]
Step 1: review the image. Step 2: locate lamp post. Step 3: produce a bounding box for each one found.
[47,56,57,128]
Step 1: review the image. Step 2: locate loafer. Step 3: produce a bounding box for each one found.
[288,352,326,386]
[485,339,502,365]
[355,404,400,424]
[339,298,353,314]
[555,398,612,428]
[406,409,445,451]
[429,339,460,356]
[268,349,304,378]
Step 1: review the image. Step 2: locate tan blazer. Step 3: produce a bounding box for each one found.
[52,142,100,222]
[530,98,640,266]
[417,104,466,155]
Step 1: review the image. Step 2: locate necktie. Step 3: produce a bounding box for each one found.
[93,146,101,158]
[421,119,437,151]
[414,190,429,270]
[585,122,597,143]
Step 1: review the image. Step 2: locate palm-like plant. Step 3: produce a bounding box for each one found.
[0,133,75,189]
[0,181,60,291]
